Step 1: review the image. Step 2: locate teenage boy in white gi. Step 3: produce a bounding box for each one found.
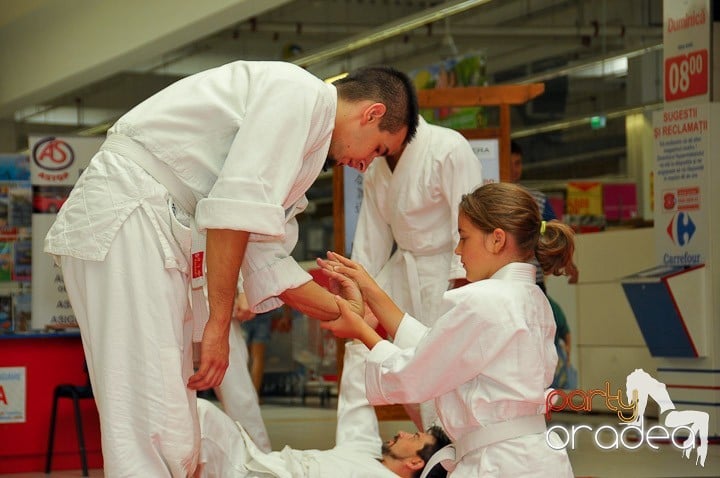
[351,116,482,428]
[195,341,450,478]
[44,61,418,477]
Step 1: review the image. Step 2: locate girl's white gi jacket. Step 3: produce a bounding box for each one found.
[365,263,574,477]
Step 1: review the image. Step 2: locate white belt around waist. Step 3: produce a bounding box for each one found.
[456,414,547,459]
[395,247,451,319]
[101,134,197,215]
[101,134,209,343]
[419,414,547,478]
[398,249,423,317]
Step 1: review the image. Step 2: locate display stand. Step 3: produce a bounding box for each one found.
[331,83,545,420]
[622,264,707,358]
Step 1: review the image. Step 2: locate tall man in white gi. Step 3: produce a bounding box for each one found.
[44,61,418,477]
[351,115,482,428]
[195,341,450,477]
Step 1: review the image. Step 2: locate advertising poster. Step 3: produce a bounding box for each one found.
[13,239,32,281]
[603,183,638,221]
[468,139,499,184]
[31,213,75,330]
[411,53,488,129]
[13,292,31,333]
[0,294,12,333]
[663,0,711,105]
[566,182,603,216]
[29,135,99,186]
[0,156,32,288]
[0,367,26,423]
[652,103,711,266]
[28,135,102,330]
[0,155,30,181]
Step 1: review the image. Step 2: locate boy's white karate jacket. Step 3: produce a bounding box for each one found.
[351,116,482,326]
[44,61,335,476]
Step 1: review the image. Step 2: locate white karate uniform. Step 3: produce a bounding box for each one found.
[196,343,399,477]
[214,320,271,453]
[364,263,574,477]
[351,116,482,428]
[351,116,482,326]
[45,61,335,476]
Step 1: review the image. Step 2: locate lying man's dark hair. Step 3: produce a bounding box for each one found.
[414,426,451,478]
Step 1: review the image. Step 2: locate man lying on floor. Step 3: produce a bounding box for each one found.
[195,340,450,477]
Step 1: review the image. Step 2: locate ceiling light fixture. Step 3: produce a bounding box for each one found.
[324,73,348,83]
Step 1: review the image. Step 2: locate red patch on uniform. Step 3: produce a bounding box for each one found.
[192,251,204,279]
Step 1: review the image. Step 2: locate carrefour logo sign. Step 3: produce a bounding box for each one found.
[666,211,695,246]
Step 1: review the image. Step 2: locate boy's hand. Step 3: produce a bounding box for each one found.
[317,253,365,318]
[320,295,373,340]
[232,292,255,322]
[318,251,379,297]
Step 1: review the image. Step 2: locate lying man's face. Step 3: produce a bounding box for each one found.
[380,426,450,477]
[382,430,435,461]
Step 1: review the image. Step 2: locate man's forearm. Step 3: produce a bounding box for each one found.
[206,229,250,326]
[188,228,250,390]
[280,280,339,321]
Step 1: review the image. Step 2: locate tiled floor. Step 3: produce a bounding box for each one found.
[4,397,719,477]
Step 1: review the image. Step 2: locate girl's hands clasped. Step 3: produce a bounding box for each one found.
[321,294,373,339]
[317,251,383,347]
[317,251,379,297]
[317,252,366,319]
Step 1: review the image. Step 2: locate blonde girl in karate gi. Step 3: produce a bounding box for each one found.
[319,182,575,477]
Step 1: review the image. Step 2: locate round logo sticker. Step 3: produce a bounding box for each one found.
[663,192,676,210]
[33,137,75,171]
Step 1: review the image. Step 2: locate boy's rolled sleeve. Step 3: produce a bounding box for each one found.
[195,197,285,236]
[241,249,312,313]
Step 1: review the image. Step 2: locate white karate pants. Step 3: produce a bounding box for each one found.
[214,320,271,452]
[61,207,199,477]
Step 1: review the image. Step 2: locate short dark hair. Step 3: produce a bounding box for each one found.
[413,426,451,478]
[334,66,419,144]
[510,140,522,156]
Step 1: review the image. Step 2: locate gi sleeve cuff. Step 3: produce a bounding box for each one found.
[393,313,428,349]
[242,256,312,313]
[365,340,399,405]
[195,198,285,236]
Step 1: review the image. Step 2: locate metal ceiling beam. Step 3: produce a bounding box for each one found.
[291,0,494,68]
[511,101,663,138]
[507,44,663,85]
[233,21,660,39]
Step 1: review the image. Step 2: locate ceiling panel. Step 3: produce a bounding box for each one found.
[3,0,664,179]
